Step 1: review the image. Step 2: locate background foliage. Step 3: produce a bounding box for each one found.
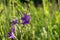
[0,0,60,40]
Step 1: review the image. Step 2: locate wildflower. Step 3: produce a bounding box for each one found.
[12,26,16,33]
[8,32,16,38]
[11,18,18,25]
[21,13,31,25]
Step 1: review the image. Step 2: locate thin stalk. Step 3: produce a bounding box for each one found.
[20,26,23,40]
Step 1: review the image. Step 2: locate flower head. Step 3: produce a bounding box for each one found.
[8,32,16,38]
[11,18,18,25]
[12,26,16,33]
[21,14,31,25]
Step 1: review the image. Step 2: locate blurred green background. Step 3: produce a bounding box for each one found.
[0,0,60,40]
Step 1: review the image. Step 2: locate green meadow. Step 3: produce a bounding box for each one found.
[0,0,60,40]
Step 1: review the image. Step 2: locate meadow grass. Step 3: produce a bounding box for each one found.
[0,0,60,40]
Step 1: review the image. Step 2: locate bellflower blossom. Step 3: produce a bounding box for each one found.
[8,32,16,38]
[12,26,16,33]
[8,26,16,39]
[21,14,31,25]
[11,18,18,25]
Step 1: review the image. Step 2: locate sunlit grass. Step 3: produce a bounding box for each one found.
[0,0,60,40]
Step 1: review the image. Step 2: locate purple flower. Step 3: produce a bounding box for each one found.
[12,18,18,25]
[12,27,15,33]
[21,14,31,25]
[8,32,16,38]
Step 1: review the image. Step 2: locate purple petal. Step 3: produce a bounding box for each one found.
[8,32,16,38]
[22,20,30,25]
[12,18,18,25]
[22,14,30,20]
[21,14,31,25]
[12,27,15,33]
